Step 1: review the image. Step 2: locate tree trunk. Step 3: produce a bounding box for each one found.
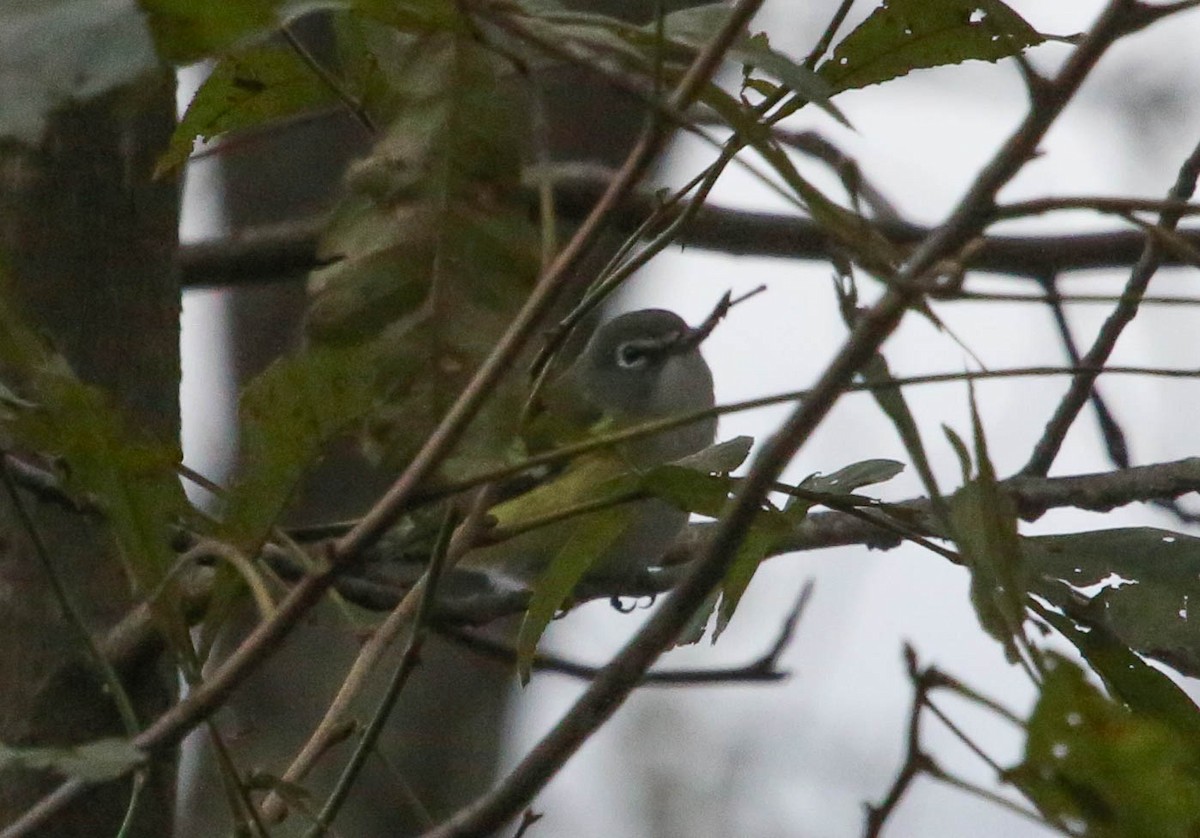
[0,75,181,836]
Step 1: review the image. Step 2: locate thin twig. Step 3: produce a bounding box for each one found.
[280,25,376,137]
[0,462,141,735]
[1022,131,1200,476]
[864,646,934,838]
[302,508,459,836]
[441,580,811,684]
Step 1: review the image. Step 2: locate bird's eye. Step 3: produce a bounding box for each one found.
[616,342,648,369]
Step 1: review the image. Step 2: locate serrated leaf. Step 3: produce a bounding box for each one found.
[516,506,630,683]
[306,31,538,477]
[0,738,145,783]
[0,289,186,593]
[1027,528,1200,678]
[156,44,339,177]
[818,0,1045,93]
[654,3,847,126]
[0,279,190,653]
[1009,653,1200,837]
[0,0,159,145]
[220,340,388,547]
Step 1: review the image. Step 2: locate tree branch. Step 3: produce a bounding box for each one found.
[177,180,1200,289]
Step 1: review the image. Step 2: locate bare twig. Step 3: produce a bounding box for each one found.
[864,646,935,838]
[301,507,461,836]
[1022,132,1200,477]
[441,580,811,684]
[280,25,376,136]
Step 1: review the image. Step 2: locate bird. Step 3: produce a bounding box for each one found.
[454,308,718,592]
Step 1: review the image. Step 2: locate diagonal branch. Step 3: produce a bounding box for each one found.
[1021,134,1200,477]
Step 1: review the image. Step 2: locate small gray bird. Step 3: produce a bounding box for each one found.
[457,308,717,589]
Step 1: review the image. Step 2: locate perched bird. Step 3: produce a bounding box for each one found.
[456,308,718,591]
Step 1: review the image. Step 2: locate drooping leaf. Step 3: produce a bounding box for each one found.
[946,390,1032,664]
[1027,527,1200,678]
[714,506,793,641]
[220,339,389,548]
[1031,600,1200,740]
[156,44,340,176]
[306,29,539,478]
[0,288,188,601]
[853,351,942,507]
[516,505,631,683]
[0,0,159,145]
[0,738,145,783]
[700,83,903,280]
[653,3,847,125]
[1009,654,1200,837]
[818,0,1045,93]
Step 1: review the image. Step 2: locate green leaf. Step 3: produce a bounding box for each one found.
[1009,653,1200,837]
[638,436,753,518]
[1027,527,1200,678]
[798,457,904,494]
[818,0,1045,93]
[0,738,145,783]
[854,352,941,503]
[139,0,277,61]
[671,435,753,475]
[140,0,354,62]
[0,289,187,599]
[715,506,793,641]
[220,340,388,547]
[945,391,1032,664]
[306,31,539,477]
[1031,600,1200,740]
[156,44,339,176]
[640,467,732,519]
[0,0,159,145]
[516,506,630,683]
[654,3,847,126]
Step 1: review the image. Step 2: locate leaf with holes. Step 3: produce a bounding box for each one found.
[818,0,1045,93]
[1028,527,1200,678]
[1009,654,1200,836]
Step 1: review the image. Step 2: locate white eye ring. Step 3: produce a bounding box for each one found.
[616,342,649,369]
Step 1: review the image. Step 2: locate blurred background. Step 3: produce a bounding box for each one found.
[177,1,1200,835]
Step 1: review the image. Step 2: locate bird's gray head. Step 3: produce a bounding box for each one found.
[571,309,717,464]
